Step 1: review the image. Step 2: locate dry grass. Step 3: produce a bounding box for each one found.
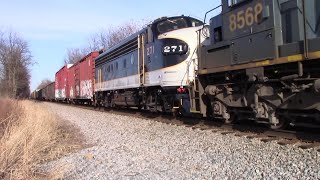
[0,99,85,179]
[0,99,20,136]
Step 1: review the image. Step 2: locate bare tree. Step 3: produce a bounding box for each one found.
[16,65,31,98]
[64,20,148,65]
[37,78,52,90]
[89,21,145,51]
[0,31,4,88]
[0,29,33,98]
[64,47,90,64]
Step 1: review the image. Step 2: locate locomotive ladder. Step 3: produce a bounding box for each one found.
[189,68,203,114]
[189,29,206,115]
[187,50,202,114]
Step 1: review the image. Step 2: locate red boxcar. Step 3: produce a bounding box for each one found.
[79,52,99,101]
[66,52,99,104]
[55,64,73,101]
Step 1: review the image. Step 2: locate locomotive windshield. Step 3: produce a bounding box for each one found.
[157,18,188,34]
[154,16,203,35]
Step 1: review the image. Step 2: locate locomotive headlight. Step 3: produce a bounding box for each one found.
[162,42,188,55]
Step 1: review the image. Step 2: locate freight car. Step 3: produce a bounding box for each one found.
[94,16,204,115]
[68,52,99,104]
[194,0,320,129]
[30,89,43,100]
[42,82,55,101]
[30,90,37,100]
[55,64,73,101]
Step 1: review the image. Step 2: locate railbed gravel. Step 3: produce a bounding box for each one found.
[41,102,320,179]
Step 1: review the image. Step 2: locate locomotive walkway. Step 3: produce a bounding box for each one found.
[40,102,320,179]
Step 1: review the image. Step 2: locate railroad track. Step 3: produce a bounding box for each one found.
[47,101,320,152]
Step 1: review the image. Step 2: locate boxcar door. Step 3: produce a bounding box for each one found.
[75,63,80,98]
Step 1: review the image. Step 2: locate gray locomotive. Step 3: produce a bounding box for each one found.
[194,0,320,129]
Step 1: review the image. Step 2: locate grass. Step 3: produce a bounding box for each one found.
[0,99,85,179]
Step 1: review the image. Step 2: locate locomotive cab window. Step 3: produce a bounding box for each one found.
[154,17,203,36]
[228,0,248,7]
[156,17,188,34]
[191,19,202,27]
[130,54,134,64]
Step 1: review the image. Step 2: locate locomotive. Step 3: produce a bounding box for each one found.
[195,0,320,129]
[94,16,203,115]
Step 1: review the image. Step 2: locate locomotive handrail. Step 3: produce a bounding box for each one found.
[180,46,198,88]
[302,0,308,60]
[203,5,222,25]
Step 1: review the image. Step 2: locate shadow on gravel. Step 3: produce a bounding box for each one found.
[47,101,320,143]
[292,128,320,142]
[111,108,138,115]
[229,120,320,142]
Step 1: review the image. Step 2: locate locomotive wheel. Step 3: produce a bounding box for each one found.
[172,108,181,118]
[224,112,237,124]
[270,115,289,130]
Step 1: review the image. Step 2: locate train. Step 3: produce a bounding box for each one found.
[32,0,320,130]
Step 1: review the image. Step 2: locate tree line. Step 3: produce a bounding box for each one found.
[0,30,33,98]
[38,20,145,89]
[0,20,147,97]
[64,21,144,64]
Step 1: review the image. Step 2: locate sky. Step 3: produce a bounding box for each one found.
[0,0,221,91]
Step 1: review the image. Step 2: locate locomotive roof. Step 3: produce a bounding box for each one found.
[95,15,201,62]
[95,29,145,62]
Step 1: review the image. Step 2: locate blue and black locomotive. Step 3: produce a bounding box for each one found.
[94,16,203,115]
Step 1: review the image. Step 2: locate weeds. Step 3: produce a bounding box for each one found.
[0,100,84,179]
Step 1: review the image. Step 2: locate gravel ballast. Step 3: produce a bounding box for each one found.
[42,102,320,179]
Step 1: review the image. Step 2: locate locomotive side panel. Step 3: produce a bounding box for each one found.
[95,51,139,91]
[203,0,281,70]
